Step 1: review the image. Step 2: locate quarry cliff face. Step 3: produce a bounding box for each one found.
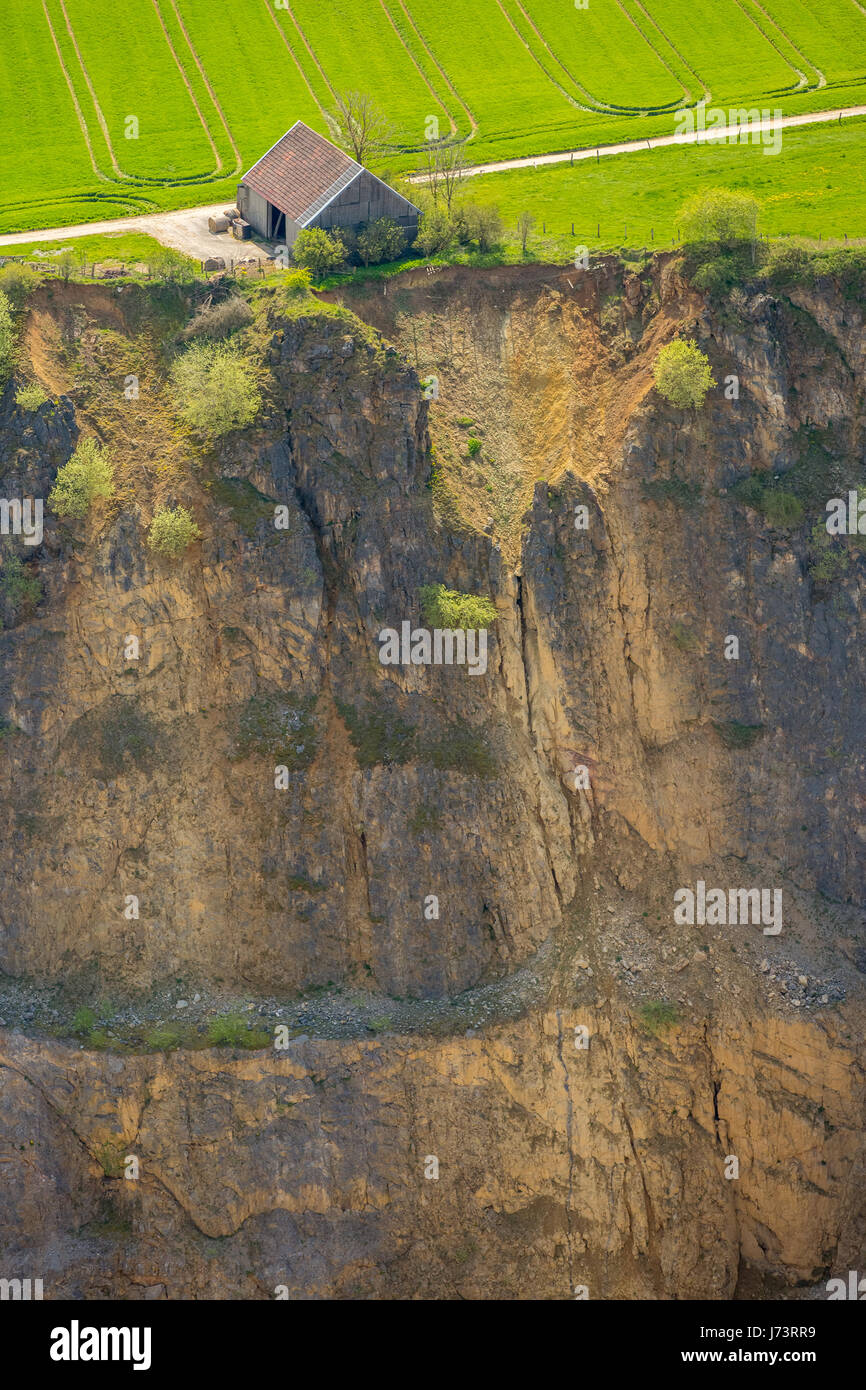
[0,258,864,1299]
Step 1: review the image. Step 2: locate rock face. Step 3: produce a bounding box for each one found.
[0,261,864,1298]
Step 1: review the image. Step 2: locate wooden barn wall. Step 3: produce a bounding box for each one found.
[315,172,418,231]
[237,184,269,237]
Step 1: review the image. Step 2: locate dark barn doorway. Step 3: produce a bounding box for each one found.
[269,205,286,239]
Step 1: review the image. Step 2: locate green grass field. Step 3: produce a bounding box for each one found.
[465,115,866,255]
[1,0,865,235]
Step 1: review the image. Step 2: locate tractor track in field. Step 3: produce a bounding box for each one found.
[377,0,458,139]
[159,0,244,174]
[150,0,224,176]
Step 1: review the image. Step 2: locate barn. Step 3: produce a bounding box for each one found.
[236,121,420,250]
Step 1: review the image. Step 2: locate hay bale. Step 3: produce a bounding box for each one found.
[208,215,229,234]
[203,257,226,272]
[223,208,240,221]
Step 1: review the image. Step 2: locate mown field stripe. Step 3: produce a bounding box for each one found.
[734,0,822,90]
[162,0,244,173]
[262,0,335,120]
[518,0,685,112]
[641,0,802,102]
[758,0,866,86]
[612,0,701,106]
[37,0,109,184]
[55,0,126,179]
[376,0,457,138]
[384,0,478,141]
[494,0,594,110]
[150,0,223,174]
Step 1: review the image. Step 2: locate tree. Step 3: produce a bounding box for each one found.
[517,211,535,255]
[425,141,466,213]
[291,227,347,277]
[48,438,115,517]
[147,505,201,559]
[357,218,407,266]
[328,90,394,164]
[170,342,261,437]
[653,339,716,408]
[678,189,759,248]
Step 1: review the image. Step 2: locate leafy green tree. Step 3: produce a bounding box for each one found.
[291,228,347,276]
[653,339,716,408]
[679,189,759,247]
[170,342,260,437]
[48,438,115,517]
[147,505,201,559]
[357,218,407,266]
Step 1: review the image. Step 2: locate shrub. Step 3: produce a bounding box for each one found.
[761,490,804,528]
[467,436,482,456]
[1,555,42,613]
[419,583,497,628]
[460,203,503,252]
[357,217,407,266]
[48,438,114,517]
[149,246,195,284]
[414,208,454,257]
[808,523,849,582]
[147,505,201,559]
[146,1026,183,1052]
[282,266,312,296]
[15,382,48,410]
[181,295,252,341]
[678,189,759,247]
[291,227,347,276]
[170,341,260,437]
[0,264,42,308]
[207,1013,270,1048]
[639,1001,679,1037]
[653,339,716,408]
[0,290,14,387]
[72,1006,97,1035]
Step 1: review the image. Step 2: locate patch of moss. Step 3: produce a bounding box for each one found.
[642,475,702,506]
[337,698,416,768]
[409,801,441,836]
[210,477,278,538]
[713,720,765,749]
[420,721,496,778]
[67,697,158,779]
[231,693,318,767]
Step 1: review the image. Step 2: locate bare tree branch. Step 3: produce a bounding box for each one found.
[328,90,395,165]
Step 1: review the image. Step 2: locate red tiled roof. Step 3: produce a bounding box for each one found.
[242,122,361,224]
